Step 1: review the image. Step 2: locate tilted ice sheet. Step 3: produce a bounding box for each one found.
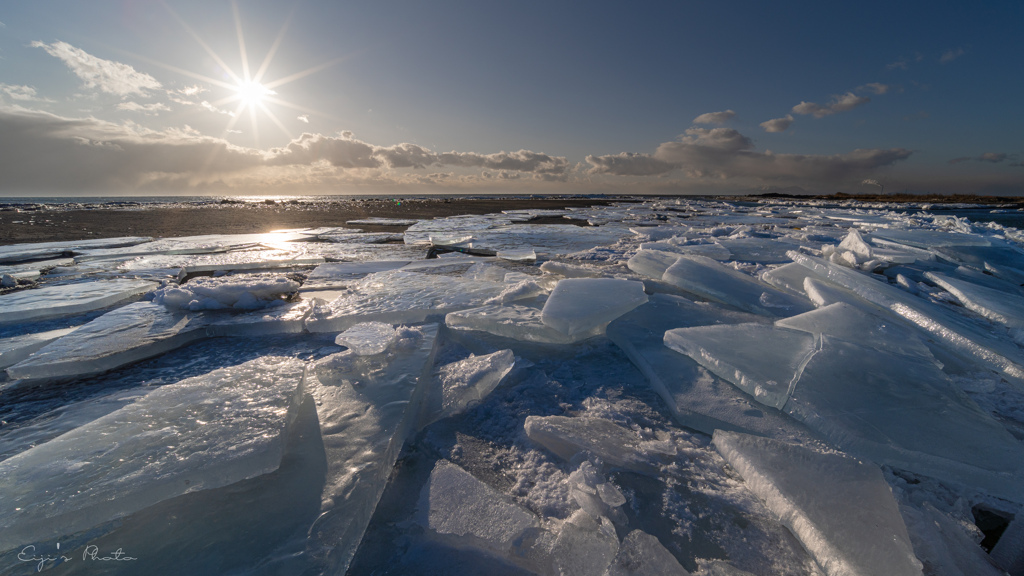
[524,415,670,475]
[785,335,1024,501]
[305,270,506,332]
[7,300,313,381]
[715,236,808,264]
[541,278,648,337]
[335,322,398,356]
[776,302,935,360]
[790,251,1024,383]
[301,324,438,574]
[662,255,813,317]
[608,530,692,576]
[0,327,77,369]
[870,228,991,249]
[607,294,819,443]
[5,302,210,381]
[664,323,818,410]
[0,279,156,323]
[759,262,818,296]
[0,356,305,551]
[421,349,515,426]
[446,304,606,344]
[627,249,682,280]
[416,460,539,556]
[713,430,922,576]
[925,271,1024,328]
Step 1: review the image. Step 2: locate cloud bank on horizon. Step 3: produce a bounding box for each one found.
[0,1,1021,196]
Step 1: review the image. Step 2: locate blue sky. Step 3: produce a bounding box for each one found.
[0,0,1021,196]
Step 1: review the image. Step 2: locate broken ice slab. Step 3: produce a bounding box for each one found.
[5,302,210,381]
[789,251,1024,383]
[639,242,732,261]
[302,324,438,574]
[335,322,398,356]
[662,255,813,317]
[627,249,682,280]
[925,271,1024,328]
[539,260,612,278]
[409,221,634,256]
[663,323,818,410]
[154,275,300,311]
[607,530,691,576]
[0,236,152,264]
[776,302,935,360]
[930,242,1024,271]
[759,262,818,296]
[0,356,305,551]
[540,278,648,337]
[73,233,305,261]
[305,270,506,333]
[5,300,312,381]
[607,294,819,442]
[713,430,923,576]
[550,510,621,576]
[0,327,77,369]
[0,257,75,281]
[446,304,606,344]
[899,501,1008,576]
[421,349,515,426]
[496,248,537,262]
[870,227,991,249]
[416,460,539,558]
[0,279,157,323]
[715,236,807,264]
[403,215,513,245]
[304,260,412,288]
[524,415,670,474]
[784,335,1024,501]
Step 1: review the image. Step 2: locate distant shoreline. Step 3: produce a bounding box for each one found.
[2,193,1022,246]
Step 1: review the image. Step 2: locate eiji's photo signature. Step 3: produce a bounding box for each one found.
[18,543,137,572]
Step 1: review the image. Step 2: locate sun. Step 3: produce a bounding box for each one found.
[234,80,275,109]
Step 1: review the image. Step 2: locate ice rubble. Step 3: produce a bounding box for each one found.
[2,198,1024,575]
[0,356,305,550]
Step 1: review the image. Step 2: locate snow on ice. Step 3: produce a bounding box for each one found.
[1,197,1024,575]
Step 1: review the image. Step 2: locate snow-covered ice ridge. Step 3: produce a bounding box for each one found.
[1,198,1023,576]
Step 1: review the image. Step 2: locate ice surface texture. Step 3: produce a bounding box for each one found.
[713,430,922,576]
[540,278,648,336]
[446,304,606,344]
[0,279,156,323]
[153,275,299,311]
[0,356,305,551]
[303,324,439,574]
[306,269,507,332]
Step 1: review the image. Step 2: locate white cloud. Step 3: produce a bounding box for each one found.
[117,101,171,114]
[31,41,161,97]
[859,83,889,95]
[693,110,736,125]
[586,127,912,185]
[201,101,235,116]
[760,114,794,133]
[792,92,870,118]
[178,85,207,96]
[940,48,964,64]
[0,84,52,102]
[297,114,309,123]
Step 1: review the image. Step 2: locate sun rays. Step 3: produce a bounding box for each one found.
[152,0,344,148]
